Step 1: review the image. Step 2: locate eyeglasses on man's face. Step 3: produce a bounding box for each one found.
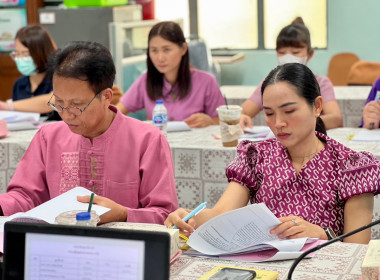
[10,51,31,60]
[47,91,103,116]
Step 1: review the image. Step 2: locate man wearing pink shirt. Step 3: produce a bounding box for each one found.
[0,41,178,224]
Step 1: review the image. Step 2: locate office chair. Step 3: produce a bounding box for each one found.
[327,52,359,86]
[187,36,221,84]
[347,61,380,86]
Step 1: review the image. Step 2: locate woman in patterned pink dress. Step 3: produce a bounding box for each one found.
[166,63,380,244]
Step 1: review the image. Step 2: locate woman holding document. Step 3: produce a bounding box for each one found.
[166,63,380,244]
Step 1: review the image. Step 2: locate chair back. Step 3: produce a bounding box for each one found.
[187,36,221,84]
[347,61,380,86]
[327,52,360,86]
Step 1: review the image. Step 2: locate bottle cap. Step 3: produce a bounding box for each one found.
[156,100,164,104]
[76,212,91,221]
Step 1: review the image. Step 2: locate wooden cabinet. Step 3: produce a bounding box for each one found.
[0,0,44,101]
[0,55,21,101]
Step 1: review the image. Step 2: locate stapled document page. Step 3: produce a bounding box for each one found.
[186,203,319,261]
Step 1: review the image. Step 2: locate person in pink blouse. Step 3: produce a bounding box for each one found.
[0,41,178,225]
[116,21,225,128]
[166,63,380,244]
[241,17,343,130]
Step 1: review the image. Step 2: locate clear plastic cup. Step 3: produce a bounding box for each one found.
[55,210,99,226]
[217,105,243,147]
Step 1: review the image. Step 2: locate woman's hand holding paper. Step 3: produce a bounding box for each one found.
[270,216,326,240]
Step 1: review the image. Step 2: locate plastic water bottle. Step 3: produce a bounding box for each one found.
[152,100,167,135]
[76,212,92,226]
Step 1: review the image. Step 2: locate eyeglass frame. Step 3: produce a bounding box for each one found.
[47,91,103,116]
[10,51,31,60]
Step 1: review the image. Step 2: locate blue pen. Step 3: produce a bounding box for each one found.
[173,202,207,229]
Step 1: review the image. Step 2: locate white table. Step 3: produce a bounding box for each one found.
[222,85,371,127]
[170,242,367,280]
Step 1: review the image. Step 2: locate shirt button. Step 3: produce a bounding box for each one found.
[89,181,94,186]
[88,151,93,155]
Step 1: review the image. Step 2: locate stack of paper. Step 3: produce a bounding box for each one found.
[185,203,320,262]
[0,111,41,131]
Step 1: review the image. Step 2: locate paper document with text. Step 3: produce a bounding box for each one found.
[187,203,318,260]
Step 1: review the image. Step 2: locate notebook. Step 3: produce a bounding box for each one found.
[2,222,170,280]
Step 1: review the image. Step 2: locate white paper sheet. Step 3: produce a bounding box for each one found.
[0,111,40,123]
[167,121,191,132]
[0,187,110,232]
[351,129,380,142]
[187,203,313,257]
[7,121,38,131]
[243,126,271,134]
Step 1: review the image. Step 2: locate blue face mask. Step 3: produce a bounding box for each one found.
[15,56,37,76]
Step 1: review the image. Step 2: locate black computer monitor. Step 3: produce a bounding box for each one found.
[2,222,170,280]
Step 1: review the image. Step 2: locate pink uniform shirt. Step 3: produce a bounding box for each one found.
[0,106,178,224]
[120,69,225,121]
[250,75,336,110]
[226,132,380,236]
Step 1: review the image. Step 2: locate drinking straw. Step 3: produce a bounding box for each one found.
[87,193,95,212]
[224,94,229,109]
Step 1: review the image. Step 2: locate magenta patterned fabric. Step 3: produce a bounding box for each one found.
[226,132,380,236]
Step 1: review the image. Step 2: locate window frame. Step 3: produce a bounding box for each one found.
[189,0,327,51]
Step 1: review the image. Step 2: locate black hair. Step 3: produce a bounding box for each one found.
[261,63,326,135]
[146,21,191,101]
[276,17,313,55]
[49,41,115,95]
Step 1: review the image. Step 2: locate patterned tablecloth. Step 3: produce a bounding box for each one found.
[170,242,368,280]
[0,126,379,238]
[223,85,370,128]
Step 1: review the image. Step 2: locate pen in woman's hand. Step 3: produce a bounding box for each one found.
[173,202,207,229]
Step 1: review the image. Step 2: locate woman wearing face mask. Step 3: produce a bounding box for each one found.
[8,25,56,105]
[116,21,225,128]
[0,25,122,117]
[240,17,343,130]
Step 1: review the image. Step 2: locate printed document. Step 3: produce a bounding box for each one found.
[186,203,318,261]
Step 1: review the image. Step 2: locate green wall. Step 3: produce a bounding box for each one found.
[220,0,380,86]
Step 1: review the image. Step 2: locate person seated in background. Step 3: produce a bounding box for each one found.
[4,24,58,119]
[362,77,380,129]
[116,21,225,128]
[166,63,380,244]
[240,17,343,130]
[0,41,178,225]
[0,24,123,116]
